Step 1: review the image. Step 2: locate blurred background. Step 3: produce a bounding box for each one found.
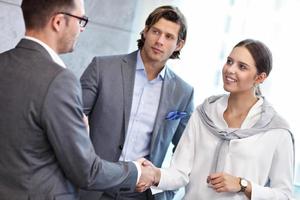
[0,0,299,199]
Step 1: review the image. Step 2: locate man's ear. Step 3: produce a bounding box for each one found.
[255,72,267,84]
[175,39,185,52]
[51,14,64,32]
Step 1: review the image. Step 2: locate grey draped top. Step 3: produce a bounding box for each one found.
[197,95,294,174]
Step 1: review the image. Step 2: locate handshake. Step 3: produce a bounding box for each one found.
[135,158,161,192]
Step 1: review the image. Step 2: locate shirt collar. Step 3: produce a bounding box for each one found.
[136,50,166,80]
[24,36,66,68]
[215,94,263,129]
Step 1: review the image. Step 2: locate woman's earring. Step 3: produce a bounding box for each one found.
[254,83,262,96]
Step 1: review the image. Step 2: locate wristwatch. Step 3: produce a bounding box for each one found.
[239,177,248,192]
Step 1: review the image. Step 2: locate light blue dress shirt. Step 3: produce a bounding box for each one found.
[119,51,165,161]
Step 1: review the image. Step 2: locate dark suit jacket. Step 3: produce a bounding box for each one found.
[80,51,194,199]
[0,39,137,200]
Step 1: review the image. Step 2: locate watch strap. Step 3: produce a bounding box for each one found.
[238,177,247,192]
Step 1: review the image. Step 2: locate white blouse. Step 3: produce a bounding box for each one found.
[157,95,294,200]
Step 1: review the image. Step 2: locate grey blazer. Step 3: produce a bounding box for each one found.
[80,51,194,199]
[0,39,137,200]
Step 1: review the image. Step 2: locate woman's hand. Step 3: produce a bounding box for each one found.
[207,172,240,193]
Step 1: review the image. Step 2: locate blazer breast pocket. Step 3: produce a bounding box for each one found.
[165,111,188,121]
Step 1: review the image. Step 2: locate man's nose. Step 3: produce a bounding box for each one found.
[156,35,165,45]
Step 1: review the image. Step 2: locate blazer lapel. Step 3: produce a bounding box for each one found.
[150,67,176,150]
[121,51,138,135]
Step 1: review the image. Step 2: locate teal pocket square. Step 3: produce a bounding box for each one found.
[165,111,188,120]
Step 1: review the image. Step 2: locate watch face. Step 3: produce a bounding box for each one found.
[241,179,248,187]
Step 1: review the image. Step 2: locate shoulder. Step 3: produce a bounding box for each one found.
[93,54,125,63]
[195,94,227,115]
[91,51,138,65]
[270,113,294,145]
[21,50,68,90]
[44,69,81,111]
[206,94,227,103]
[43,69,79,100]
[256,97,295,146]
[196,94,227,108]
[262,97,292,131]
[166,67,193,92]
[84,51,137,76]
[53,68,78,83]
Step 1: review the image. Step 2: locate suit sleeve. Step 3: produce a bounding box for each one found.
[171,88,194,151]
[41,69,137,192]
[80,57,99,116]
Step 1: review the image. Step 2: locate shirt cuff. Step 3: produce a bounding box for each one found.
[251,181,268,200]
[156,169,167,189]
[150,187,163,194]
[132,161,141,184]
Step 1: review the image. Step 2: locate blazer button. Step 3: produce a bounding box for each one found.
[119,145,123,150]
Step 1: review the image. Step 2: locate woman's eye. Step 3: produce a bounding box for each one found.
[226,59,233,65]
[239,64,247,70]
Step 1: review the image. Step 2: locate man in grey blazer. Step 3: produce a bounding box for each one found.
[0,0,155,199]
[80,5,194,200]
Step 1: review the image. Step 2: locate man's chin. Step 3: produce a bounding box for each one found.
[59,46,75,54]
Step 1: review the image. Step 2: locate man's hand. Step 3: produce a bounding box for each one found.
[135,158,161,192]
[140,159,161,186]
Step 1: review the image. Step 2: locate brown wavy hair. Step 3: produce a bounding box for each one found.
[137,5,187,59]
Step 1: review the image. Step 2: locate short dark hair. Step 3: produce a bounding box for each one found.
[21,0,76,30]
[234,39,272,76]
[137,5,187,59]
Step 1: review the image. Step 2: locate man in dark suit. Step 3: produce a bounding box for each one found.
[80,5,194,200]
[0,0,155,199]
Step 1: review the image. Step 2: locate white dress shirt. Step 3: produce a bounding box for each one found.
[158,94,294,200]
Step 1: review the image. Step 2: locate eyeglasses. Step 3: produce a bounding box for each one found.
[58,12,89,28]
